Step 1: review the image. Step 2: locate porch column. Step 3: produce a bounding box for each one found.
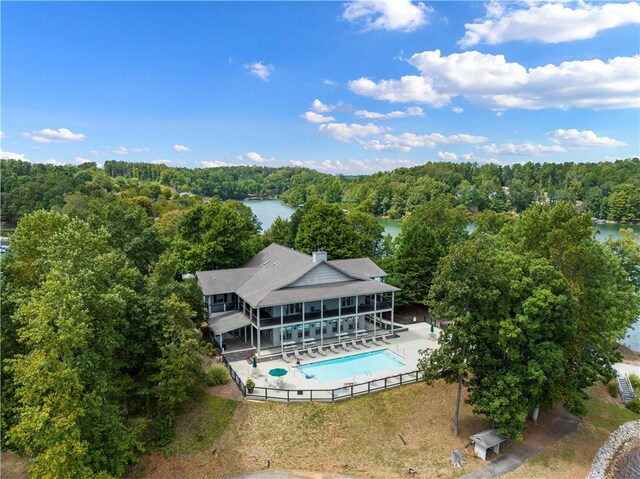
[391,291,395,336]
[338,298,342,342]
[257,308,261,356]
[320,299,324,346]
[280,306,284,354]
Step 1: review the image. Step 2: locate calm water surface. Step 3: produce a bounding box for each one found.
[245,200,640,351]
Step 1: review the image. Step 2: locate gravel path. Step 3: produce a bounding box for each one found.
[460,405,579,479]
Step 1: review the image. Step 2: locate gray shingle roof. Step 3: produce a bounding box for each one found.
[197,243,398,307]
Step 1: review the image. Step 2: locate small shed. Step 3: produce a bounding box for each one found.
[469,429,506,460]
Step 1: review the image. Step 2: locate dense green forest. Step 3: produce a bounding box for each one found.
[1,157,639,476]
[2,157,639,225]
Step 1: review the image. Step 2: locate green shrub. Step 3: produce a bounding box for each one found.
[205,364,230,386]
[607,380,619,398]
[629,374,640,391]
[204,342,217,357]
[626,399,640,414]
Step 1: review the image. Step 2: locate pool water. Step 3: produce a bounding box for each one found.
[297,349,405,383]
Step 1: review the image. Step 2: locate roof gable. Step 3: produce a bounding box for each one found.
[287,262,358,287]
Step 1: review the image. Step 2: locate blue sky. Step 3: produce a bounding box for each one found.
[1,1,639,174]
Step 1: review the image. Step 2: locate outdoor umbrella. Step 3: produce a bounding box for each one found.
[252,357,257,368]
[268,368,287,377]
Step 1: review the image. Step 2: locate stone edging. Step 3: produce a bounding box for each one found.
[587,420,640,479]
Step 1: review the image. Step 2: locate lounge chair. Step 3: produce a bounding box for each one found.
[341,341,353,351]
[282,352,292,363]
[371,336,383,346]
[360,338,372,348]
[316,346,328,356]
[381,335,392,344]
[349,340,362,350]
[305,348,318,358]
[330,343,342,354]
[294,349,305,361]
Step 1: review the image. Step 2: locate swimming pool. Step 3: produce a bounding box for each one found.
[297,349,405,383]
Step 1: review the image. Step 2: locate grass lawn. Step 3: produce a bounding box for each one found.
[163,392,239,456]
[133,381,492,479]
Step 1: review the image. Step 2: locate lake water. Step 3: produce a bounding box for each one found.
[244,200,640,351]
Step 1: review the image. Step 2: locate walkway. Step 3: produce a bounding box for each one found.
[460,405,579,479]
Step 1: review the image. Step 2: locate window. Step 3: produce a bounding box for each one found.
[341,297,354,307]
[282,327,292,340]
[332,321,338,333]
[286,303,302,315]
[215,294,225,304]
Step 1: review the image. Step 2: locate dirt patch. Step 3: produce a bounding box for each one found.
[1,450,29,479]
[205,381,244,401]
[618,346,640,366]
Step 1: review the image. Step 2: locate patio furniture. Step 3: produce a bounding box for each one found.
[282,352,292,363]
[306,348,318,358]
[381,335,392,344]
[342,341,353,351]
[294,349,305,361]
[359,338,372,348]
[315,346,327,356]
[330,343,342,354]
[349,340,362,350]
[371,336,383,346]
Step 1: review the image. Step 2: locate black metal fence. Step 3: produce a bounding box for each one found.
[221,355,422,403]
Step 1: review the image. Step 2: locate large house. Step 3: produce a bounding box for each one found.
[196,243,399,356]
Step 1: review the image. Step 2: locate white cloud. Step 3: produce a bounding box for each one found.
[349,158,416,173]
[451,106,464,114]
[245,61,274,81]
[547,129,626,148]
[323,79,336,86]
[236,151,276,164]
[89,150,102,157]
[199,160,232,168]
[354,106,424,120]
[23,127,85,143]
[480,142,565,156]
[360,131,488,152]
[460,152,502,165]
[342,0,433,32]
[74,156,91,164]
[438,151,458,161]
[173,144,191,152]
[152,159,172,165]
[0,150,28,161]
[460,1,640,48]
[111,146,148,155]
[349,50,640,110]
[318,122,386,143]
[301,111,336,124]
[349,75,452,107]
[312,99,333,113]
[46,159,63,166]
[290,160,304,167]
[112,146,129,155]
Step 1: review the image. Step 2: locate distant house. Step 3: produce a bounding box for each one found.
[196,243,399,356]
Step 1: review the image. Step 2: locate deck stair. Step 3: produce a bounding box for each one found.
[617,375,637,403]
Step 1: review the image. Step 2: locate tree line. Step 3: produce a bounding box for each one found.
[2,157,639,225]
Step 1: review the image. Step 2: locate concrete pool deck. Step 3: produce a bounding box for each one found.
[229,322,440,392]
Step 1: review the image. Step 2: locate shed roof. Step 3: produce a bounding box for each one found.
[469,429,506,449]
[207,311,252,335]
